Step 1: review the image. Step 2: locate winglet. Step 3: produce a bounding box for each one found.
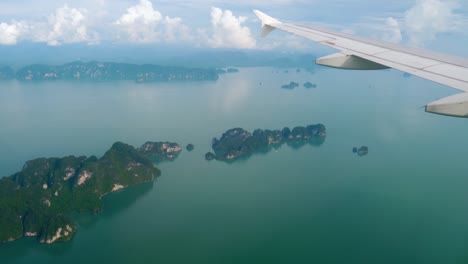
[253,10,281,37]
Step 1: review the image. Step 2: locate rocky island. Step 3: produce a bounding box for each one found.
[11,61,218,82]
[186,144,195,152]
[353,146,369,157]
[0,140,181,244]
[281,82,300,89]
[207,124,326,162]
[304,82,317,89]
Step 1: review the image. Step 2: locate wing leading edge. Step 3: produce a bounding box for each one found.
[254,10,468,118]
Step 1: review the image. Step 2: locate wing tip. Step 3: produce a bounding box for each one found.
[253,10,281,37]
[253,10,281,26]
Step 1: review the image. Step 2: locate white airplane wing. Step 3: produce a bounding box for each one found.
[254,10,468,118]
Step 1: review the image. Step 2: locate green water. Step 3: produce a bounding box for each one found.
[2,68,468,263]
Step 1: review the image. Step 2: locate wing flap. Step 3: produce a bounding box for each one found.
[374,51,441,69]
[424,64,468,83]
[353,51,468,91]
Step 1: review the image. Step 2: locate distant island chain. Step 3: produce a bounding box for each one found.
[0,61,241,82]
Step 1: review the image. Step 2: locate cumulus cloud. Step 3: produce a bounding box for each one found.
[114,0,192,43]
[382,17,402,43]
[0,1,282,49]
[0,5,97,46]
[0,22,25,45]
[403,0,465,46]
[207,7,256,49]
[39,5,95,46]
[349,0,465,46]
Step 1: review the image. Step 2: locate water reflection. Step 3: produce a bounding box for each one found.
[0,236,72,263]
[76,182,154,226]
[286,137,326,150]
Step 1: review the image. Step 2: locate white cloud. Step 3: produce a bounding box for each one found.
[0,5,97,46]
[3,0,463,51]
[337,0,466,46]
[0,22,25,45]
[42,5,94,46]
[207,7,256,49]
[382,17,402,43]
[403,0,465,46]
[114,0,192,43]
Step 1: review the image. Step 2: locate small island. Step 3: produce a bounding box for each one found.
[205,152,216,161]
[353,146,369,157]
[209,124,326,162]
[304,82,317,89]
[281,82,300,89]
[186,144,195,152]
[216,68,239,74]
[0,140,181,244]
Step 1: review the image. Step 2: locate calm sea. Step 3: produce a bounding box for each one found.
[1,67,468,264]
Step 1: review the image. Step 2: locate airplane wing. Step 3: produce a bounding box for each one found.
[254,10,468,118]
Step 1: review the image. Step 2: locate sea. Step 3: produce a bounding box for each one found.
[1,67,468,264]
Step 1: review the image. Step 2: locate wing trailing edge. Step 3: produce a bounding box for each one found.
[253,10,468,118]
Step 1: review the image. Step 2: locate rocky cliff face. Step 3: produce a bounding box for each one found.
[138,142,182,162]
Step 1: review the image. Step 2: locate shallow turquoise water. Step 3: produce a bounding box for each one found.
[2,68,468,263]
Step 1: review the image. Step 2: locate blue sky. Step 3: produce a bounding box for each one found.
[0,0,467,56]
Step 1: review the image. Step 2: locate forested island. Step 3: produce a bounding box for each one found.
[0,61,218,82]
[0,141,182,244]
[0,123,327,244]
[206,124,326,162]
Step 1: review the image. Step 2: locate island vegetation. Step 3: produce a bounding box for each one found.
[207,124,326,162]
[0,140,182,244]
[138,142,182,162]
[3,61,219,82]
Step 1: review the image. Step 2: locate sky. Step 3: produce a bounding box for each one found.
[0,0,467,57]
